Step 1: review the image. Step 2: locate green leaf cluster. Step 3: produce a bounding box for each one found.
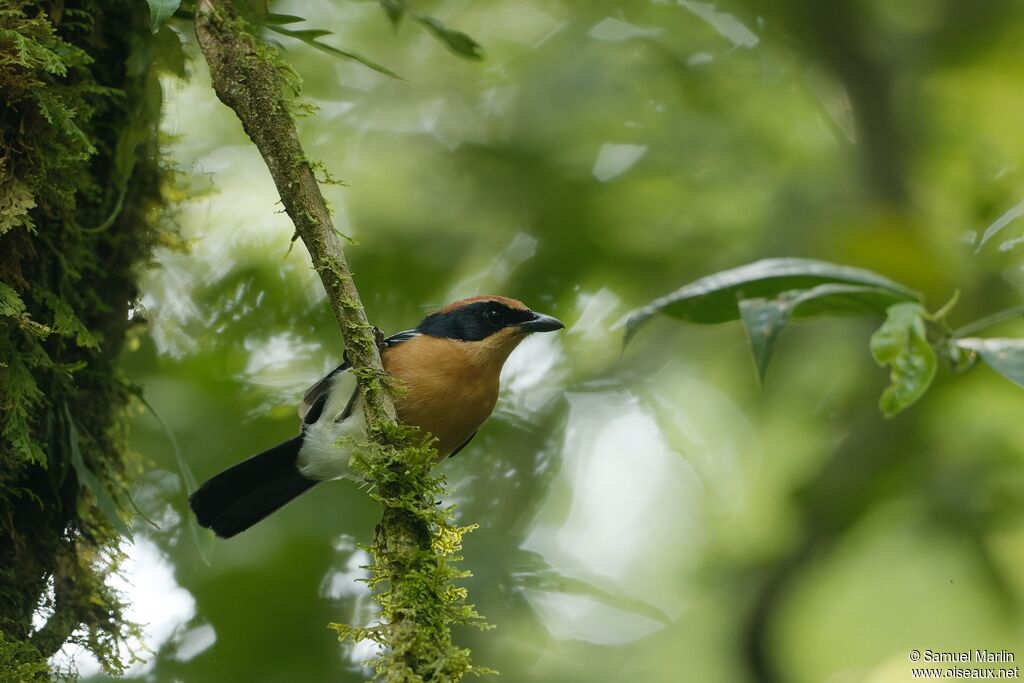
[256,1,483,82]
[627,258,1024,417]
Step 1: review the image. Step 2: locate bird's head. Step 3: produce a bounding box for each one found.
[416,295,564,367]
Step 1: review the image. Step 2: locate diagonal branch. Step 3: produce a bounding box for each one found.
[194,0,397,430]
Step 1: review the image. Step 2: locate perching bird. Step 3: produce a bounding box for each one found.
[189,295,564,538]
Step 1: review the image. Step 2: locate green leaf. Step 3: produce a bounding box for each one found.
[39,291,98,349]
[787,283,915,318]
[284,29,333,40]
[380,0,406,28]
[414,15,484,60]
[975,197,1024,253]
[625,258,920,342]
[1,355,45,464]
[146,0,180,33]
[265,24,401,79]
[954,338,1024,387]
[265,13,307,25]
[137,393,213,565]
[738,297,790,382]
[64,403,131,536]
[0,282,27,318]
[739,284,909,381]
[870,303,937,417]
[0,177,36,235]
[153,24,187,78]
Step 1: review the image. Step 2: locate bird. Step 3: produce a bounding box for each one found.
[188,295,564,538]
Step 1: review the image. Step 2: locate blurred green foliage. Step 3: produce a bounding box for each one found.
[93,0,1024,681]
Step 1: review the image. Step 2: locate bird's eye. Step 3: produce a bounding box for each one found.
[483,307,502,326]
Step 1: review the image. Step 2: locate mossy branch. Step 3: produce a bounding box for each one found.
[194,3,488,679]
[194,0,396,430]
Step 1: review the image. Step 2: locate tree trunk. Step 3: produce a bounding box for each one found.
[0,0,166,677]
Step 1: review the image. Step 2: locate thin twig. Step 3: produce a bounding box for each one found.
[952,304,1024,338]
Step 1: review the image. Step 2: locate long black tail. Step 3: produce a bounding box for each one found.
[189,435,317,538]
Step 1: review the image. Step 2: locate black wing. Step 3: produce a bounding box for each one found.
[299,330,420,425]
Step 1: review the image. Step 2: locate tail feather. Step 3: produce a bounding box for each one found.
[189,435,317,538]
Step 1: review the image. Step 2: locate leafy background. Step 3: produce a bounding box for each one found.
[73,0,1024,681]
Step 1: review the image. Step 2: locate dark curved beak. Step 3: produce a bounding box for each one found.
[520,312,564,333]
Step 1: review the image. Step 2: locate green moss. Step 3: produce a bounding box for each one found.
[329,426,494,682]
[0,0,173,676]
[0,631,51,682]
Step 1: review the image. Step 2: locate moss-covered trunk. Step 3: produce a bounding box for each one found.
[0,1,167,677]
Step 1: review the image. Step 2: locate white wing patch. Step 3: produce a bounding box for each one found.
[297,372,364,481]
[296,330,420,481]
[299,365,349,421]
[297,405,365,481]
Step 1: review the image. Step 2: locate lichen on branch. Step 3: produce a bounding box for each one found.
[193,2,490,679]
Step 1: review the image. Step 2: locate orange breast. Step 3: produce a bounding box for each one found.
[382,335,503,457]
